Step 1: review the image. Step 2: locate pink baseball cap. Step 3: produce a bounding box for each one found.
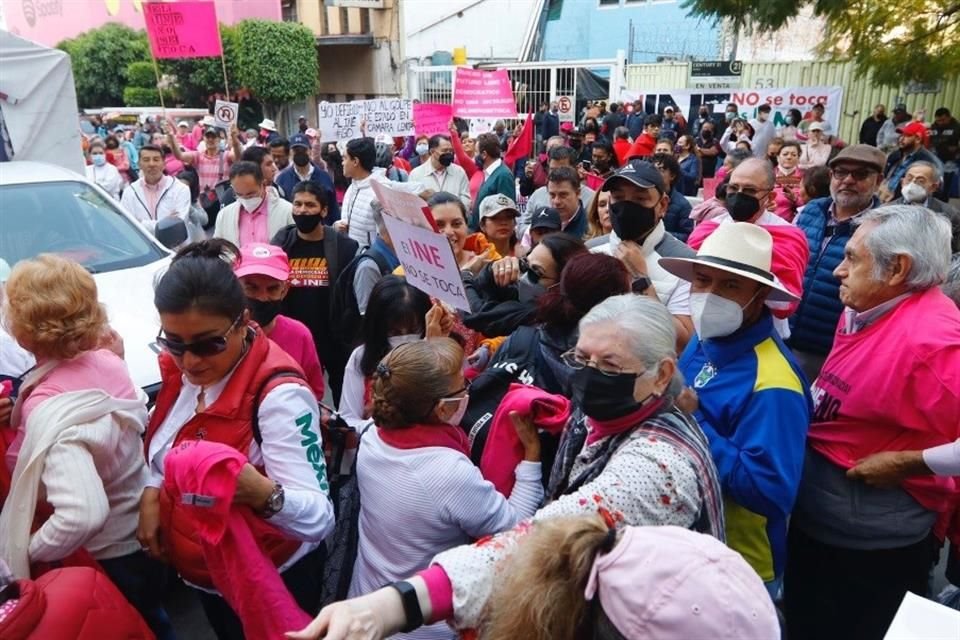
[584,526,779,639]
[234,243,290,282]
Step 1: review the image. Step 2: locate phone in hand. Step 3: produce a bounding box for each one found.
[581,160,592,171]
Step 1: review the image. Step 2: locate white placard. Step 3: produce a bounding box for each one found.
[317,98,414,142]
[557,95,575,123]
[468,118,496,137]
[382,215,470,311]
[213,100,239,130]
[883,592,960,639]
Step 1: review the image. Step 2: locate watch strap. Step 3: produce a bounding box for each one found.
[388,580,424,633]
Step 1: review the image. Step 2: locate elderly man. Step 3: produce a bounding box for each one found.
[881,121,942,201]
[409,134,471,209]
[663,223,811,596]
[784,205,960,640]
[895,161,960,253]
[788,144,885,380]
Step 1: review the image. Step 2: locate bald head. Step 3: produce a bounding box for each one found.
[727,157,777,223]
[733,158,776,190]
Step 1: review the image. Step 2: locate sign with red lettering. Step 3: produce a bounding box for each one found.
[144,2,223,60]
[452,68,517,119]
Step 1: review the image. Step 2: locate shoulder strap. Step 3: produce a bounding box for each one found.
[324,229,340,284]
[251,369,307,445]
[217,151,226,181]
[368,248,391,275]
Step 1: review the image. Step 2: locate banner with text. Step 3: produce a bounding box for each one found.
[453,68,517,119]
[144,1,223,59]
[317,98,415,142]
[413,103,454,137]
[619,86,844,134]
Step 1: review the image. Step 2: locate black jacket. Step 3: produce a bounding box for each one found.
[462,265,537,337]
[270,224,359,287]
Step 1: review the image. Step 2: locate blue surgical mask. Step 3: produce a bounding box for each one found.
[218,140,227,151]
[416,143,428,156]
[91,153,106,167]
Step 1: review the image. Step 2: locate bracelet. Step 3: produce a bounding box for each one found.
[387,580,424,633]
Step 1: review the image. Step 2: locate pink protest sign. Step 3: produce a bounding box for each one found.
[413,103,454,136]
[452,68,517,119]
[144,2,223,60]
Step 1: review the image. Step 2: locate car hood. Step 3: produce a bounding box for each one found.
[93,257,170,391]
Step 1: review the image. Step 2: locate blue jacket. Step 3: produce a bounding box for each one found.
[788,196,877,355]
[276,164,341,222]
[680,312,811,581]
[664,186,693,243]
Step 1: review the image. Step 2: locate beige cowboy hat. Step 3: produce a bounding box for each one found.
[659,222,799,303]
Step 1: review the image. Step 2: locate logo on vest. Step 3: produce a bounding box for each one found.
[296,413,329,492]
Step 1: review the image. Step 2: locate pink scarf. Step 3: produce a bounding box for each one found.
[586,396,668,446]
[378,423,471,457]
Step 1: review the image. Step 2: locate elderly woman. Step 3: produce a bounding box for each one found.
[0,255,172,638]
[289,294,725,640]
[771,141,805,222]
[799,122,832,169]
[85,139,124,199]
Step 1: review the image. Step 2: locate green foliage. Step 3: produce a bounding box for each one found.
[160,24,241,106]
[235,20,318,108]
[122,87,161,107]
[682,0,960,87]
[126,61,157,89]
[56,24,150,108]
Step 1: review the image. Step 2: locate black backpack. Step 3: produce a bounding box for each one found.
[328,248,392,351]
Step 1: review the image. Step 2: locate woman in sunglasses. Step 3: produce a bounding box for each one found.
[138,239,334,638]
[347,338,542,640]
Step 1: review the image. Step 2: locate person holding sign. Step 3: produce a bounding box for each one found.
[167,123,243,194]
[409,135,471,210]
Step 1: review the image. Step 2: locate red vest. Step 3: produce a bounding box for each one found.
[145,329,306,588]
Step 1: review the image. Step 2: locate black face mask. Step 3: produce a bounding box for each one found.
[699,111,709,119]
[572,367,643,421]
[726,192,762,222]
[247,297,282,327]
[293,151,311,167]
[438,152,454,167]
[610,200,657,242]
[293,213,322,234]
[702,131,713,140]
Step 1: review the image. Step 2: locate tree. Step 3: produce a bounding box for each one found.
[160,24,241,107]
[57,24,150,108]
[682,0,960,87]
[235,20,318,113]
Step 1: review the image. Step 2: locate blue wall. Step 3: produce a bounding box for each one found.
[542,0,721,62]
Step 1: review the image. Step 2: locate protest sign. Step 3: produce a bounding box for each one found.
[317,98,414,142]
[213,100,239,129]
[144,2,223,59]
[452,68,517,119]
[414,103,453,137]
[469,118,496,137]
[370,181,435,231]
[619,86,844,135]
[382,216,470,311]
[883,592,960,639]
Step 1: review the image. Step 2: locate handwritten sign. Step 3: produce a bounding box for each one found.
[413,103,453,137]
[382,216,470,311]
[469,118,496,137]
[144,2,223,60]
[452,68,517,119]
[317,98,414,142]
[213,100,238,129]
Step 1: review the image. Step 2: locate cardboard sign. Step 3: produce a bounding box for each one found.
[382,216,470,311]
[317,98,414,142]
[213,100,238,130]
[619,86,844,135]
[414,103,453,137]
[144,2,223,60]
[370,180,434,231]
[453,68,517,119]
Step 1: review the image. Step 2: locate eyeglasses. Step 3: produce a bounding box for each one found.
[831,167,876,181]
[519,259,551,285]
[156,315,243,357]
[437,382,470,404]
[725,184,770,199]
[561,350,646,378]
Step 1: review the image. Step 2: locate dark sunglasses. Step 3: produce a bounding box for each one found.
[831,167,876,181]
[518,258,543,284]
[156,315,242,357]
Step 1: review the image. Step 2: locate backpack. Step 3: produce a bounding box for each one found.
[328,249,392,351]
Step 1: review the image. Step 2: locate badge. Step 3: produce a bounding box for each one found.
[694,362,717,388]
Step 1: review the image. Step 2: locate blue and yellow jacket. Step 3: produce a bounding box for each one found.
[680,311,811,581]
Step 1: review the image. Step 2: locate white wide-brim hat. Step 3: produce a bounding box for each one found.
[659,222,799,303]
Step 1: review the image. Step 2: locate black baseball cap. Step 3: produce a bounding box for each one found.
[602,159,666,194]
[530,207,562,232]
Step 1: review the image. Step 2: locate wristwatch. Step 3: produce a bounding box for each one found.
[260,482,284,518]
[388,580,424,632]
[632,275,653,294]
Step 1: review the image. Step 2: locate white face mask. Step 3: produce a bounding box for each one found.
[690,291,752,340]
[387,333,421,349]
[237,195,263,212]
[439,393,470,426]
[901,181,928,204]
[416,143,428,156]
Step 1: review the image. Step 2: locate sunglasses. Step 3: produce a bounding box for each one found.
[519,258,547,284]
[831,167,876,181]
[156,315,242,357]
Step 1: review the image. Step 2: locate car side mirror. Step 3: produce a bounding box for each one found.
[154,217,188,250]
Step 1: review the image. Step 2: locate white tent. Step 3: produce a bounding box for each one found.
[0,29,84,174]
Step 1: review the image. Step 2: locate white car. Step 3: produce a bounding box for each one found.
[0,161,175,400]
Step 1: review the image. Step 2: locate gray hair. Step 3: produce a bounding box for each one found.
[906,161,943,184]
[578,294,684,399]
[943,254,960,308]
[859,205,951,290]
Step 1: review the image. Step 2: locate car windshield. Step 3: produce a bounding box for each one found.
[0,180,166,273]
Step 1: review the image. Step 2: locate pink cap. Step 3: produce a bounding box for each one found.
[233,243,290,282]
[560,121,574,133]
[305,127,318,138]
[584,526,779,639]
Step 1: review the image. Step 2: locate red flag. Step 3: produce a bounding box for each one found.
[504,113,533,168]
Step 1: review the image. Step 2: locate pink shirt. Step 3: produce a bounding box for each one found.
[237,196,270,246]
[266,315,325,401]
[6,349,138,472]
[186,149,233,189]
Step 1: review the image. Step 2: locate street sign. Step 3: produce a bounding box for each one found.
[557,95,575,123]
[213,100,238,129]
[689,61,742,89]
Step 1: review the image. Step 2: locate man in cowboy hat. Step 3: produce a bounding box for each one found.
[662,222,812,596]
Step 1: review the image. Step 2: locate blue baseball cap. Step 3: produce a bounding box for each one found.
[289,133,311,149]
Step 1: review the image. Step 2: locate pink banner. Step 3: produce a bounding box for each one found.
[413,103,453,137]
[145,1,223,59]
[452,68,517,119]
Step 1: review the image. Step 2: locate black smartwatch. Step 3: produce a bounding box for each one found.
[632,275,653,294]
[388,580,424,633]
